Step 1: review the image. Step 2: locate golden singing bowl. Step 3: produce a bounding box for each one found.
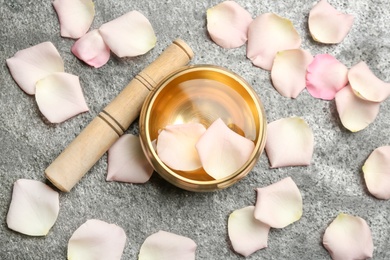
[139,65,267,191]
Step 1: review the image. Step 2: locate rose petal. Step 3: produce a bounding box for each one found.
[247,13,301,71]
[206,1,253,49]
[71,29,110,68]
[265,117,314,168]
[348,61,390,102]
[271,49,314,98]
[68,219,127,260]
[228,206,270,257]
[362,146,390,200]
[35,72,89,123]
[99,11,157,58]
[335,84,380,132]
[52,0,95,39]
[309,0,354,44]
[323,213,373,260]
[6,42,64,95]
[195,118,255,179]
[254,177,302,228]
[6,179,59,236]
[156,123,206,171]
[306,54,348,100]
[107,134,153,183]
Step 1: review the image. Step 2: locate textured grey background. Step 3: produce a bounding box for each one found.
[1,0,390,259]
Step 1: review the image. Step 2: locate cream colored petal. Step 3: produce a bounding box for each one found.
[271,49,313,98]
[6,179,59,236]
[228,206,270,257]
[247,13,301,71]
[309,0,354,44]
[6,42,64,95]
[139,230,197,260]
[99,11,157,57]
[254,177,302,228]
[207,1,253,49]
[363,146,390,200]
[335,84,380,132]
[323,213,373,260]
[68,219,126,260]
[35,72,89,123]
[265,117,314,168]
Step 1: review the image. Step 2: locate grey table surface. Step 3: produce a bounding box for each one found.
[1,0,390,259]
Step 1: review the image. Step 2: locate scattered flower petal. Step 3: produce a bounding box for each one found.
[247,13,301,70]
[254,177,302,228]
[139,230,197,260]
[308,0,354,44]
[68,219,127,260]
[271,49,313,98]
[306,54,348,100]
[35,72,89,123]
[265,117,314,168]
[6,179,59,236]
[348,61,390,102]
[323,213,373,260]
[71,29,110,68]
[206,1,253,49]
[52,0,95,39]
[99,11,157,58]
[196,118,255,179]
[362,146,390,200]
[6,42,64,95]
[228,206,270,257]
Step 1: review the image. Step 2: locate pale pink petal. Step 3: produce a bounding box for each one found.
[195,118,255,179]
[363,146,390,200]
[68,219,126,260]
[206,1,253,49]
[139,230,197,260]
[265,117,314,168]
[309,0,354,44]
[323,213,373,260]
[335,84,380,132]
[271,49,313,98]
[306,54,348,100]
[6,42,64,95]
[247,13,301,71]
[71,29,110,68]
[6,179,59,236]
[107,134,153,183]
[348,61,390,102]
[52,0,95,39]
[35,72,89,123]
[99,11,157,58]
[228,206,270,257]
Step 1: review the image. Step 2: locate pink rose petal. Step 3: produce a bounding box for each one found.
[6,42,64,95]
[265,117,314,168]
[306,54,348,100]
[363,146,390,200]
[71,29,110,68]
[247,13,301,71]
[254,177,303,228]
[139,230,197,260]
[228,206,270,257]
[99,11,157,58]
[206,1,253,49]
[68,219,126,260]
[271,49,314,98]
[323,213,373,260]
[309,0,354,44]
[35,72,89,123]
[107,134,153,183]
[52,0,95,39]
